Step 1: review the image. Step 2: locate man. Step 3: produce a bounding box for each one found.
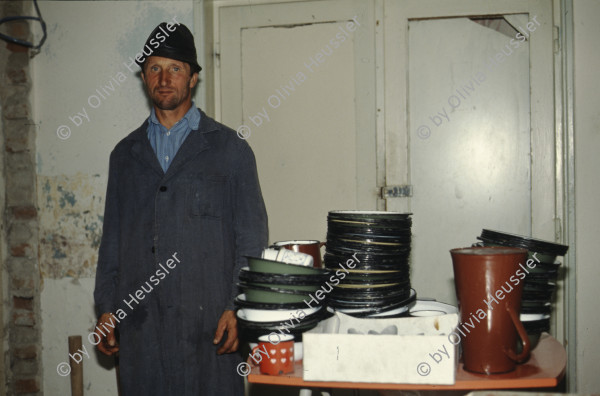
[93,21,268,395]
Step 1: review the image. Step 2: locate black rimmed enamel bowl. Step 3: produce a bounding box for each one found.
[239,267,328,285]
[324,251,410,264]
[525,269,559,282]
[235,293,309,310]
[237,307,330,330]
[330,289,417,318]
[328,210,412,219]
[239,283,313,304]
[365,305,412,318]
[335,281,408,289]
[246,256,329,276]
[520,300,552,314]
[324,252,410,271]
[478,237,558,263]
[517,314,551,352]
[521,282,556,302]
[524,261,561,275]
[327,223,412,238]
[329,286,412,306]
[478,229,568,257]
[326,239,411,253]
[342,270,410,284]
[238,305,321,323]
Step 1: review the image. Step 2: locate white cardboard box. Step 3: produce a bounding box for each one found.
[302,312,458,385]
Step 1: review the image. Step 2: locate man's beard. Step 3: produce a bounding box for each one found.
[150,83,191,110]
[153,96,182,111]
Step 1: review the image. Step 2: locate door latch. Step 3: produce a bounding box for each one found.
[381,185,412,199]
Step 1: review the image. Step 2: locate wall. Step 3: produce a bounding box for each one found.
[33,2,194,394]
[573,0,600,393]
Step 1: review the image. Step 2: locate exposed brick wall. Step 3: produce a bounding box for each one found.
[0,1,42,395]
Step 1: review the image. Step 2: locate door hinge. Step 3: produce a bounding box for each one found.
[381,185,412,199]
[554,25,560,53]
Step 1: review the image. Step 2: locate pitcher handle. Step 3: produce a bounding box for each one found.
[319,241,326,248]
[504,304,530,363]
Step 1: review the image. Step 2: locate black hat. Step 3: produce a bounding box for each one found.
[136,22,202,73]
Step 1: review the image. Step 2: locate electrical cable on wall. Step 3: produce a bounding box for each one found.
[0,0,47,52]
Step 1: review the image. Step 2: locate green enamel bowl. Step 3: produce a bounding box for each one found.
[252,282,320,293]
[239,283,312,304]
[245,256,329,276]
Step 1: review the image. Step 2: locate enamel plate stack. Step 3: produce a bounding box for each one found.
[477,229,569,348]
[235,256,331,343]
[324,211,416,318]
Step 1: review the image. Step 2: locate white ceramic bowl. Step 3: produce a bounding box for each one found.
[520,313,551,321]
[410,310,448,317]
[409,299,458,316]
[238,306,320,323]
[366,305,410,317]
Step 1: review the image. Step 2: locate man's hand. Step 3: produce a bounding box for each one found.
[94,312,120,356]
[213,310,239,355]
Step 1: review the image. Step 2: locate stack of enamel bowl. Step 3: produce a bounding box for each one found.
[477,229,569,347]
[235,256,331,343]
[324,211,416,318]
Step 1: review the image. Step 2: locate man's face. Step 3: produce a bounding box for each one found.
[141,56,198,111]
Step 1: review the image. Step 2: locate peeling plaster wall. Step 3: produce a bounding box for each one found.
[33,2,194,394]
[38,174,106,279]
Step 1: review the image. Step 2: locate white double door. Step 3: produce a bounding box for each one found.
[216,0,556,307]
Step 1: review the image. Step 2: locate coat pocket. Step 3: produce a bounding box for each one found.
[187,175,229,218]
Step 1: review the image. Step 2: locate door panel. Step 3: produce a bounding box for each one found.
[219,1,377,243]
[383,0,557,314]
[241,23,358,241]
[408,16,531,304]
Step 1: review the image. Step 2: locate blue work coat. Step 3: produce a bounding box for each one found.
[94,109,268,395]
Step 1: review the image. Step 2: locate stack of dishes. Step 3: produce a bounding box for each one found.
[477,229,568,346]
[324,211,415,318]
[235,256,331,342]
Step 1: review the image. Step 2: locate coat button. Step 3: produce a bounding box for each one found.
[159,186,167,192]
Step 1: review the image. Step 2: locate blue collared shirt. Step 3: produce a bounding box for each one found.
[147,102,201,172]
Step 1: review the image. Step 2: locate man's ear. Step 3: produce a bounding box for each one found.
[189,72,199,88]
